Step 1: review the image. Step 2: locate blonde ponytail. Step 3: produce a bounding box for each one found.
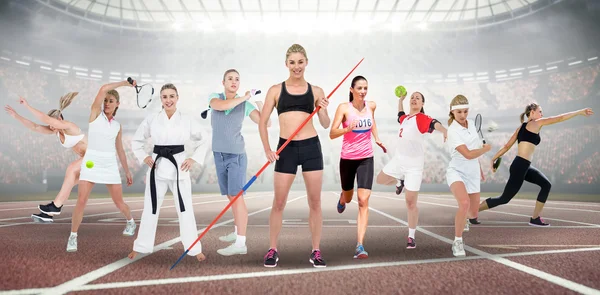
[47,92,78,119]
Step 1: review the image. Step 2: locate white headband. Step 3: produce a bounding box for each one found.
[451,104,470,110]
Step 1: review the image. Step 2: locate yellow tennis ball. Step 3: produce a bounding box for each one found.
[395,85,407,98]
[86,161,94,168]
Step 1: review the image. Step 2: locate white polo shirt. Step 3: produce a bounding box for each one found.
[446,119,482,175]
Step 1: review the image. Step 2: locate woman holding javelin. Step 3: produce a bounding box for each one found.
[258,44,331,268]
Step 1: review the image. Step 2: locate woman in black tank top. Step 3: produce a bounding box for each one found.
[479,103,594,226]
[257,44,331,268]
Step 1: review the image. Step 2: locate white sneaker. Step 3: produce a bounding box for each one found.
[123,221,137,236]
[463,221,470,232]
[452,240,466,257]
[217,243,247,256]
[219,232,236,243]
[67,235,78,252]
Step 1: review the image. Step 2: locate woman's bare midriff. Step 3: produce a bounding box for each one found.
[278,111,318,140]
[517,142,536,162]
[71,140,88,158]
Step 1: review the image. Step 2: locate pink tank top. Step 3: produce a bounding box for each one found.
[341,101,374,160]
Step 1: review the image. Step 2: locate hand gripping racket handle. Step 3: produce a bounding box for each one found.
[169,57,364,270]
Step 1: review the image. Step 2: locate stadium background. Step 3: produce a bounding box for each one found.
[0,0,598,196]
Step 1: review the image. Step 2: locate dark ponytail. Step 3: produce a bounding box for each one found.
[417,92,425,114]
[520,102,539,123]
[349,75,367,102]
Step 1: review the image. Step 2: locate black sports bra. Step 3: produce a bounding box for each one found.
[517,122,541,145]
[276,81,315,115]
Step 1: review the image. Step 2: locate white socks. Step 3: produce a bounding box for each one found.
[235,235,246,248]
[70,232,77,237]
[127,218,134,224]
[455,236,463,242]
[408,228,416,239]
[233,226,246,248]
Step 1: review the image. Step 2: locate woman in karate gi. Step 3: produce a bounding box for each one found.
[128,83,208,262]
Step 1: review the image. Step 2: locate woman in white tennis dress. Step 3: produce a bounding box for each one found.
[67,79,137,252]
[445,95,491,257]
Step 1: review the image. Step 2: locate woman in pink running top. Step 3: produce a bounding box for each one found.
[330,76,385,259]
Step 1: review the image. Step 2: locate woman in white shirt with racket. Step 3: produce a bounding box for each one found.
[67,79,137,252]
[445,95,491,257]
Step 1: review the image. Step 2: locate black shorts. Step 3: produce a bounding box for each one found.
[275,136,324,174]
[340,157,374,191]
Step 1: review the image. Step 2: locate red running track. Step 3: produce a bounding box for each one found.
[1,191,599,294]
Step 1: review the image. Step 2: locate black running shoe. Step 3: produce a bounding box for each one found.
[263,248,279,267]
[309,250,327,268]
[337,192,346,214]
[31,212,54,223]
[529,216,550,227]
[395,180,405,195]
[469,218,481,225]
[406,237,416,249]
[39,202,62,215]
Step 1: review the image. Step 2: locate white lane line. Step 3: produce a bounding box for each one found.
[0,194,273,228]
[7,246,600,294]
[363,197,600,295]
[38,194,305,295]
[418,195,600,213]
[0,195,225,213]
[371,194,600,228]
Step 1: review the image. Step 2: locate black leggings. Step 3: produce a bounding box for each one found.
[340,157,374,191]
[485,156,552,209]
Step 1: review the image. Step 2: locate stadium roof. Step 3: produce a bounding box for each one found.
[36,0,560,33]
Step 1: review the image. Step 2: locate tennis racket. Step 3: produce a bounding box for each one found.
[201,89,262,120]
[476,113,502,171]
[128,77,154,109]
[474,113,486,144]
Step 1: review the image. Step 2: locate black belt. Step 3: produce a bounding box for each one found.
[150,145,185,215]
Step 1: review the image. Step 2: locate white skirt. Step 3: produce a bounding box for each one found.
[446,167,480,194]
[381,154,424,191]
[79,149,122,184]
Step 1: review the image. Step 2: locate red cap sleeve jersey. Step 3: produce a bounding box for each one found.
[415,113,434,134]
[394,112,436,166]
[398,113,435,134]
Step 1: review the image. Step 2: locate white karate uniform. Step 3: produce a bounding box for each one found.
[446,119,483,194]
[131,109,208,256]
